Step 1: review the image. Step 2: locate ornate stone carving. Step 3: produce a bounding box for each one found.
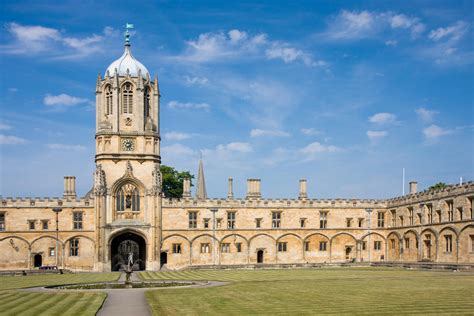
[149,164,162,196]
[94,164,107,196]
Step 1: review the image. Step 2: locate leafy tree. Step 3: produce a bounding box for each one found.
[160,165,194,198]
[428,182,448,191]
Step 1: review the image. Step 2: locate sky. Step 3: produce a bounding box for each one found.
[0,0,473,199]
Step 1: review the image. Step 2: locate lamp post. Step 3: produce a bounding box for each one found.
[52,207,62,268]
[366,208,373,263]
[210,208,218,265]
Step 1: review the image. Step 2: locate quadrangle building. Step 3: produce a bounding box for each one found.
[1,34,473,272]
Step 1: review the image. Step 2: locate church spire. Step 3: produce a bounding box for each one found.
[195,153,207,200]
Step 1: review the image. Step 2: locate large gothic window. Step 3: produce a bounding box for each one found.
[116,183,140,212]
[144,87,151,118]
[122,83,133,114]
[105,85,113,115]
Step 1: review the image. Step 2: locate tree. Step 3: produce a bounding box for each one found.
[428,182,448,191]
[160,165,194,198]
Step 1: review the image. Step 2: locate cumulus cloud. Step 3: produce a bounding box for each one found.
[167,100,210,111]
[298,142,340,162]
[300,128,320,136]
[216,142,253,153]
[184,75,209,86]
[416,107,439,122]
[368,112,397,124]
[423,124,453,140]
[0,134,26,145]
[429,21,469,42]
[265,43,326,67]
[43,94,92,107]
[250,129,290,138]
[163,131,192,141]
[0,123,12,131]
[367,130,388,140]
[46,143,87,151]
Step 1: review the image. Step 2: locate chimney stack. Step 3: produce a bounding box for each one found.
[63,176,77,199]
[182,178,191,198]
[246,179,261,199]
[299,179,308,199]
[227,178,234,199]
[409,181,417,194]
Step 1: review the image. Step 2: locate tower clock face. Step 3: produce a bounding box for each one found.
[121,138,135,151]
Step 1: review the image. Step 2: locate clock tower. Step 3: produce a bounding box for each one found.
[93,25,162,271]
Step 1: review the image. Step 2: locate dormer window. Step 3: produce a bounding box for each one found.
[105,85,113,115]
[122,83,133,114]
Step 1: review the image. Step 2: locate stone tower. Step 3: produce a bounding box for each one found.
[93,25,162,271]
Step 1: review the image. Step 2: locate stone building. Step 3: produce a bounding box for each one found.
[1,33,473,272]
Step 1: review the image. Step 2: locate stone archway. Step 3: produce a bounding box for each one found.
[110,231,146,271]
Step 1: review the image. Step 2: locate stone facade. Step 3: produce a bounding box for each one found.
[1,37,473,272]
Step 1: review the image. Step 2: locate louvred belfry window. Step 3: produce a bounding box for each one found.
[122,83,133,114]
[105,85,113,115]
[144,87,151,118]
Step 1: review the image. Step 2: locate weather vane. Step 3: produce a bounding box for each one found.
[124,23,134,45]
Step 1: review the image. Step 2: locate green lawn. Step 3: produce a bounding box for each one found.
[142,268,474,315]
[0,273,119,316]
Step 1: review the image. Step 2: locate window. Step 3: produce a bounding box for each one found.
[436,210,441,223]
[256,218,262,228]
[399,216,404,227]
[374,241,382,251]
[377,212,385,228]
[319,241,327,251]
[69,238,79,256]
[405,238,410,249]
[200,243,210,253]
[427,204,433,223]
[105,85,113,115]
[28,220,35,230]
[122,83,133,114]
[42,220,48,230]
[362,241,367,251]
[470,198,474,219]
[458,207,463,221]
[417,213,422,225]
[444,235,453,253]
[390,239,396,249]
[73,212,83,230]
[172,243,182,254]
[0,213,4,231]
[358,218,364,228]
[447,200,454,222]
[116,183,140,212]
[300,218,306,228]
[227,212,236,229]
[49,247,55,257]
[470,235,474,252]
[203,218,210,229]
[144,87,151,118]
[189,212,198,229]
[216,218,222,228]
[277,242,287,252]
[221,243,230,253]
[346,218,352,228]
[320,211,328,229]
[272,212,281,228]
[391,210,396,227]
[408,208,414,225]
[305,241,310,251]
[236,243,242,253]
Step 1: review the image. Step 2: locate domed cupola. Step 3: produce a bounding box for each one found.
[105,25,149,79]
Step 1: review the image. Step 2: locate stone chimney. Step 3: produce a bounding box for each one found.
[227,178,234,199]
[409,181,418,194]
[182,178,191,198]
[63,176,77,199]
[246,179,261,199]
[299,179,308,199]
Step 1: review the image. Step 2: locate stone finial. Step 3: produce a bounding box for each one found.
[195,158,207,200]
[227,178,234,199]
[246,179,261,199]
[299,179,307,199]
[183,178,191,198]
[409,181,418,194]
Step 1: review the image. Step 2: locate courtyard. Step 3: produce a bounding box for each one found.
[0,268,473,315]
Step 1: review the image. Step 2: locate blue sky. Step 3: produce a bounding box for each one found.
[0,0,473,199]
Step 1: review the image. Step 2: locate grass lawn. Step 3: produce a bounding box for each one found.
[0,273,119,316]
[142,268,474,315]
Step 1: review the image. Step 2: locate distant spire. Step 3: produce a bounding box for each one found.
[195,156,207,200]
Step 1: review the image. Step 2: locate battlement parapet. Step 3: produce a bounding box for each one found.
[0,196,94,208]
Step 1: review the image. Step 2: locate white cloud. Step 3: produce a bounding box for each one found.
[299,142,340,161]
[184,75,209,86]
[46,143,87,151]
[250,129,290,138]
[385,40,398,46]
[265,43,326,67]
[415,107,439,122]
[0,123,12,130]
[429,21,469,42]
[43,94,91,107]
[423,124,453,140]
[300,128,320,136]
[162,143,195,157]
[164,131,192,141]
[367,130,388,140]
[217,142,253,153]
[228,29,248,43]
[167,100,210,111]
[368,112,397,124]
[0,134,26,145]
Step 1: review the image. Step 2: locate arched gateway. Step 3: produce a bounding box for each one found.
[110,231,146,271]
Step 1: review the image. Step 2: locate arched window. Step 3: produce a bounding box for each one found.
[116,183,140,212]
[144,87,151,118]
[105,85,113,115]
[122,83,133,114]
